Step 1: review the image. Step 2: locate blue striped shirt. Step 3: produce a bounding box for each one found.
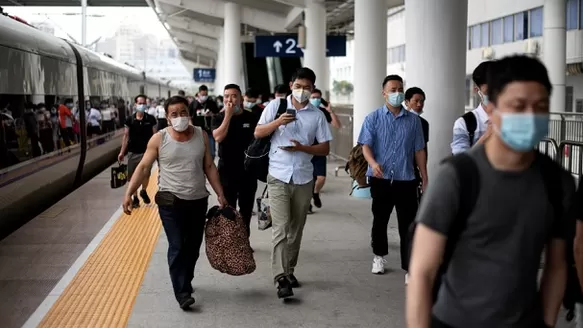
[357,105,425,181]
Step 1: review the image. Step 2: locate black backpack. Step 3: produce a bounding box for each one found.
[408,151,564,303]
[461,111,478,147]
[244,99,287,183]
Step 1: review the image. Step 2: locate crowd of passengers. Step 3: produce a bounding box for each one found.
[118,57,583,328]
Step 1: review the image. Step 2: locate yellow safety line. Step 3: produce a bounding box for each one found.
[39,172,162,328]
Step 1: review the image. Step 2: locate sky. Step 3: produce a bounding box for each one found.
[3,6,169,44]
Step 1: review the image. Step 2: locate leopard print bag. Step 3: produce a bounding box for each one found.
[205,205,256,276]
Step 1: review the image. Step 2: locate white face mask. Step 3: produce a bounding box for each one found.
[171,117,189,132]
[292,88,311,103]
[199,95,208,102]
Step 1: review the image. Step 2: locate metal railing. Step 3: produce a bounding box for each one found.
[330,105,583,179]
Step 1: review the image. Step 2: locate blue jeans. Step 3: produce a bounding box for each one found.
[158,196,208,300]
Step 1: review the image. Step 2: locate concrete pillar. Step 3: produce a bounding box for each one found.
[544,0,567,112]
[304,0,327,92]
[405,0,468,179]
[223,2,243,87]
[215,35,225,92]
[353,0,387,144]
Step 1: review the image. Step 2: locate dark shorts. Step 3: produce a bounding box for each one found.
[312,155,327,177]
[127,152,149,180]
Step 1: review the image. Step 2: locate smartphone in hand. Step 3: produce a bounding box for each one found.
[286,108,297,118]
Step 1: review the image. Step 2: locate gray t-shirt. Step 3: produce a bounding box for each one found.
[416,144,575,328]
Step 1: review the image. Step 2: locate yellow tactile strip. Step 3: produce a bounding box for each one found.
[39,172,161,328]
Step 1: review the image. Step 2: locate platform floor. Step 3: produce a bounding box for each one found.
[4,160,576,328]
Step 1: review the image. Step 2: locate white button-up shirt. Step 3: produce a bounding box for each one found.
[258,96,333,185]
[450,103,489,154]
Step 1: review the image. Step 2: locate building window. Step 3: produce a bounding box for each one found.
[515,11,528,40]
[566,86,574,112]
[491,18,503,45]
[576,99,583,113]
[529,7,543,37]
[567,0,579,30]
[503,15,514,42]
[470,25,481,49]
[481,22,490,47]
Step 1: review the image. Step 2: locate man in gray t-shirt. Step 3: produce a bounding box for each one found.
[406,55,575,328]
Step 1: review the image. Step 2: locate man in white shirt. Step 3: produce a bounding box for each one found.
[254,67,333,299]
[450,61,493,154]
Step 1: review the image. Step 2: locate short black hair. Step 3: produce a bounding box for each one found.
[216,95,224,101]
[405,87,426,101]
[382,75,403,88]
[164,95,189,112]
[472,61,492,87]
[199,85,208,92]
[291,67,316,85]
[135,94,147,102]
[274,84,289,94]
[63,98,74,104]
[178,90,185,96]
[486,55,552,105]
[224,83,242,94]
[312,88,322,96]
[245,87,259,98]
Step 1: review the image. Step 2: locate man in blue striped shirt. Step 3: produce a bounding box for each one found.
[357,74,427,281]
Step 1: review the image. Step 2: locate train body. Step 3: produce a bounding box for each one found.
[0,14,179,237]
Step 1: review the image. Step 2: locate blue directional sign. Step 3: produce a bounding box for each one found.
[193,68,216,82]
[254,34,346,58]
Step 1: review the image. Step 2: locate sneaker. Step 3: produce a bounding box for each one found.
[276,276,294,299]
[132,196,140,209]
[405,273,409,285]
[372,256,386,274]
[313,193,322,208]
[178,296,195,310]
[288,273,301,288]
[140,189,151,204]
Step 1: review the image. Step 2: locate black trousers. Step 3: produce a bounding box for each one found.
[219,167,258,237]
[158,197,208,300]
[370,177,419,271]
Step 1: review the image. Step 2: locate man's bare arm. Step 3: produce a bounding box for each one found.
[124,133,160,197]
[540,238,568,326]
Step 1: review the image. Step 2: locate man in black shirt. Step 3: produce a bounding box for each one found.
[211,84,261,237]
[118,94,157,208]
[189,85,219,159]
[404,87,429,201]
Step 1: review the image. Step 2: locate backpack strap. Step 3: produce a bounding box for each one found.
[461,112,477,147]
[441,153,480,266]
[276,98,287,117]
[538,153,563,223]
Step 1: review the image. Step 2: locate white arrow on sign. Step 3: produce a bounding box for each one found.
[273,40,283,53]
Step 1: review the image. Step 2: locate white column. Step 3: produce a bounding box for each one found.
[81,0,87,46]
[405,0,468,179]
[353,0,387,144]
[304,0,327,92]
[215,35,225,92]
[544,0,567,112]
[223,2,243,86]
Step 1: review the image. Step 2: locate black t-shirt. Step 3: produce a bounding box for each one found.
[312,106,332,145]
[189,99,219,132]
[124,113,156,154]
[211,109,261,174]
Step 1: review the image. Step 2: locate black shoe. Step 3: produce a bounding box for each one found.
[178,296,195,310]
[313,193,322,208]
[308,205,314,214]
[140,189,151,204]
[288,273,301,288]
[132,196,140,208]
[276,276,294,299]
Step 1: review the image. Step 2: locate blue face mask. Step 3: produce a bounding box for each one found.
[310,98,322,107]
[496,112,549,152]
[136,104,146,112]
[387,92,405,107]
[479,91,490,106]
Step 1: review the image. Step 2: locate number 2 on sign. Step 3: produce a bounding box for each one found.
[285,38,296,54]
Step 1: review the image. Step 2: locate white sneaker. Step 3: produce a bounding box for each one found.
[405,273,409,285]
[372,256,386,274]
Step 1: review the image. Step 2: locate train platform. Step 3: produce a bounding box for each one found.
[0,160,575,328]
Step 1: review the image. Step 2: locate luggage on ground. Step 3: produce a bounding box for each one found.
[110,162,127,189]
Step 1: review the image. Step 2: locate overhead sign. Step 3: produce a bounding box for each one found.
[193,68,216,82]
[254,35,346,58]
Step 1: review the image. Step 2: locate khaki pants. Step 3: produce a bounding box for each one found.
[267,174,314,282]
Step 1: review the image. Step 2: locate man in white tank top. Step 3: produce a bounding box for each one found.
[122,96,226,310]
